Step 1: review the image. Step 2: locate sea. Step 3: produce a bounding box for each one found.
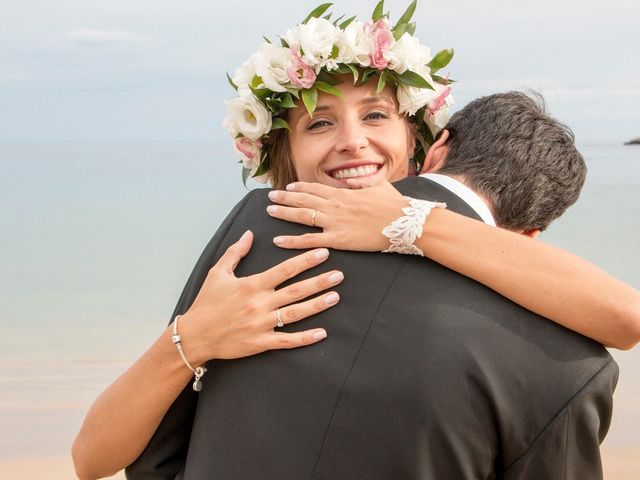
[0,142,638,459]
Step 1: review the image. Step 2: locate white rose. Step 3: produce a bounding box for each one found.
[253,44,292,92]
[232,59,257,94]
[335,21,370,67]
[284,17,339,69]
[387,33,431,74]
[224,93,272,140]
[396,67,436,116]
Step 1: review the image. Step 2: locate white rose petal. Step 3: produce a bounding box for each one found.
[336,21,370,67]
[224,94,272,140]
[253,44,292,92]
[388,33,431,74]
[284,17,339,69]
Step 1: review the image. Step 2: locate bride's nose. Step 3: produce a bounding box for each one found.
[334,119,369,154]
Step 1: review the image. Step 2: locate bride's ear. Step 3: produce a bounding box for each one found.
[420,129,450,174]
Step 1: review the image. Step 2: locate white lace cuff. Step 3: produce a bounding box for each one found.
[381,197,446,256]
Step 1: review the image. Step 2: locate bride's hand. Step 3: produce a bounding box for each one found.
[179,230,343,364]
[266,181,406,251]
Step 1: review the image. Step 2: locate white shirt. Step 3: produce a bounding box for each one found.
[419,173,496,226]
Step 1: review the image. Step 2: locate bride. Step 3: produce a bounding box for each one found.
[72,2,639,479]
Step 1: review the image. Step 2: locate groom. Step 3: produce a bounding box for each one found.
[127,92,617,479]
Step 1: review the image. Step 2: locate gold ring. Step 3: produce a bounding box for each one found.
[275,308,284,328]
[311,209,317,227]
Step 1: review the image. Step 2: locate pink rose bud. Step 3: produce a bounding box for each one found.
[368,20,393,70]
[288,46,316,89]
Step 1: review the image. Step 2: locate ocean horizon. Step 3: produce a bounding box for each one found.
[0,141,638,460]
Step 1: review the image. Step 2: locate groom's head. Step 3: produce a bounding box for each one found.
[422,91,586,234]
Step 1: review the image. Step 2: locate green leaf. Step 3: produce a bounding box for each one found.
[346,64,360,84]
[360,67,378,85]
[271,117,291,131]
[394,0,416,29]
[242,166,251,188]
[303,3,333,24]
[330,44,340,59]
[392,23,406,41]
[280,37,290,49]
[301,87,318,117]
[316,69,342,85]
[323,13,332,20]
[249,86,271,101]
[372,0,384,21]
[253,158,270,177]
[286,87,301,99]
[262,36,272,44]
[332,14,344,26]
[339,15,357,29]
[376,71,387,94]
[431,74,455,85]
[396,70,434,89]
[226,72,238,91]
[427,49,454,74]
[405,22,416,35]
[279,92,297,108]
[315,80,343,97]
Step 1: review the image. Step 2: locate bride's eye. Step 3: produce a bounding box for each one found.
[364,111,389,121]
[307,119,332,130]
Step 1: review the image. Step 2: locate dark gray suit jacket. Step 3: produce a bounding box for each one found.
[126,177,617,480]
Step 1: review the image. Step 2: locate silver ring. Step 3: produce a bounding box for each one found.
[311,209,317,227]
[275,308,284,328]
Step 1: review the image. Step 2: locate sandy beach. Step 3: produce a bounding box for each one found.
[1,448,638,479]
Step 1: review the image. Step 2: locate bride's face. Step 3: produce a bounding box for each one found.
[287,77,414,187]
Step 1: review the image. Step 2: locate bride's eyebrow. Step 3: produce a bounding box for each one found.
[359,96,394,107]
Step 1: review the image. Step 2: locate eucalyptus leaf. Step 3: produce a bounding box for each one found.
[339,15,357,29]
[271,117,291,131]
[226,72,238,91]
[394,0,416,28]
[376,71,387,94]
[396,70,433,89]
[301,87,318,117]
[315,81,343,97]
[303,3,333,24]
[372,0,384,21]
[427,49,454,73]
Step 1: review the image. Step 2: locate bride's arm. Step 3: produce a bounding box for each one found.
[71,232,342,480]
[266,182,640,350]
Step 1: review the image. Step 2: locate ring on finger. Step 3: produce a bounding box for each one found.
[275,308,284,328]
[311,209,317,227]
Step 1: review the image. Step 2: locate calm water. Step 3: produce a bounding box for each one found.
[0,142,638,457]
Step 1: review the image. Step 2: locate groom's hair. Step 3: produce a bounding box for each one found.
[437,91,586,231]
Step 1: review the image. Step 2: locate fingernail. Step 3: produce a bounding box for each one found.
[273,236,284,246]
[240,230,251,242]
[266,205,277,214]
[314,248,329,260]
[329,271,344,284]
[268,190,279,200]
[313,329,327,341]
[286,183,296,191]
[324,292,339,305]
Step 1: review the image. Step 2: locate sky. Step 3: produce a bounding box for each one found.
[1,0,638,144]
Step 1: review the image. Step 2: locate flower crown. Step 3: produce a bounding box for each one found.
[224,0,454,185]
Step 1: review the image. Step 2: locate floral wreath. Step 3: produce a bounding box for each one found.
[223,0,454,185]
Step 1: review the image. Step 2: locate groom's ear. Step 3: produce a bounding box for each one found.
[421,129,450,174]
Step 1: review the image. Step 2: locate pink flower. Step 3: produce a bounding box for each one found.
[427,86,452,117]
[234,137,263,170]
[287,46,316,89]
[368,20,393,70]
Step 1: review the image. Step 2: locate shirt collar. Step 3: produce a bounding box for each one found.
[419,173,496,226]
